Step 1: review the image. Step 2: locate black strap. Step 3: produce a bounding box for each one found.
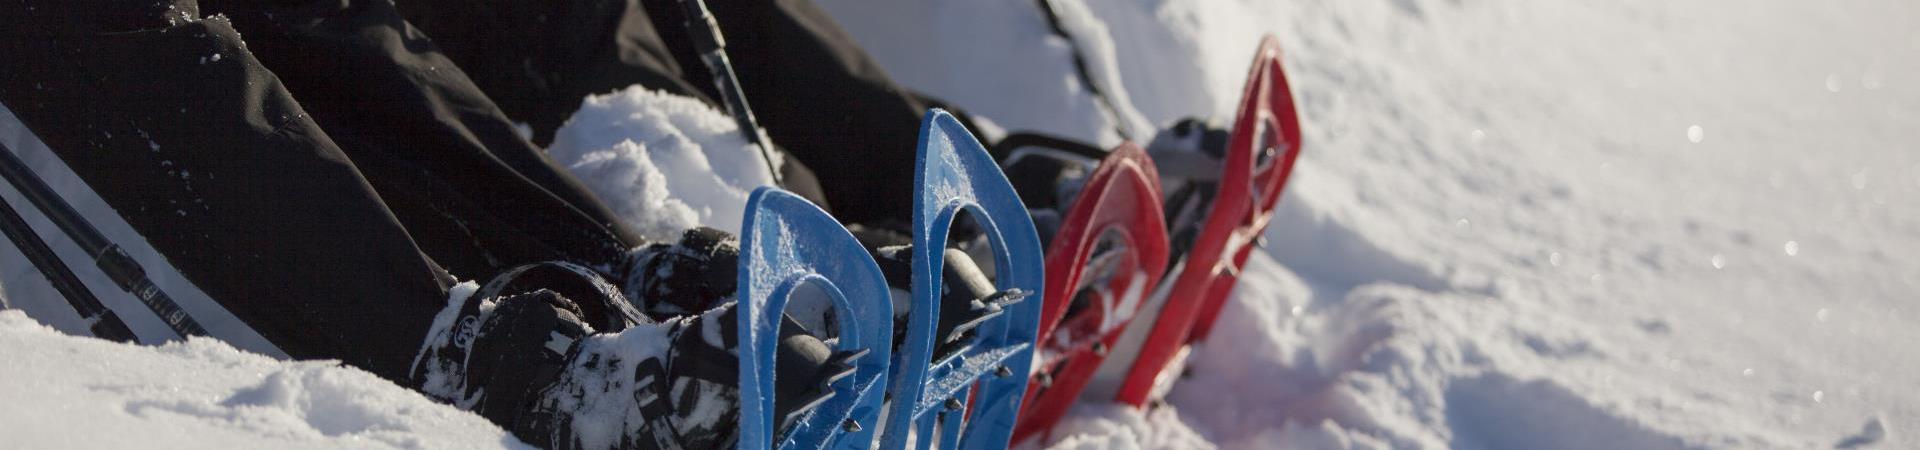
[992,132,1110,162]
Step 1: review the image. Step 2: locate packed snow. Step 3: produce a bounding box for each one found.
[0,310,527,449]
[822,0,1919,448]
[3,0,1916,449]
[546,86,776,242]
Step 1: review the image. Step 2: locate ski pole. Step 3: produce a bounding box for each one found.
[0,195,138,342]
[0,140,208,339]
[677,0,784,185]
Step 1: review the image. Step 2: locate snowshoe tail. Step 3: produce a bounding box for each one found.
[1012,143,1170,443]
[1114,34,1304,407]
[735,187,893,449]
[880,110,1045,450]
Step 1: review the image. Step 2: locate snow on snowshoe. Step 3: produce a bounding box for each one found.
[879,109,1044,450]
[734,187,893,449]
[1011,143,1170,443]
[1104,34,1305,407]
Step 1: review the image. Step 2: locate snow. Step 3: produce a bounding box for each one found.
[2,0,1916,448]
[821,0,1920,448]
[545,85,776,242]
[0,309,526,449]
[809,0,1138,148]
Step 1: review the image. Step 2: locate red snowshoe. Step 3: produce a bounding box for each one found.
[1012,143,1171,442]
[1107,34,1304,407]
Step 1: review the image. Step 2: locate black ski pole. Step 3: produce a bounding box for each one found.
[0,141,209,339]
[0,196,138,342]
[677,0,784,185]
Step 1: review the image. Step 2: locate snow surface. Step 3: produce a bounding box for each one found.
[820,0,1920,448]
[2,0,1916,449]
[0,309,527,449]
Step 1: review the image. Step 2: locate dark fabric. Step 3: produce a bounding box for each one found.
[200,0,645,280]
[390,0,843,212]
[391,0,708,147]
[398,0,949,226]
[0,0,450,380]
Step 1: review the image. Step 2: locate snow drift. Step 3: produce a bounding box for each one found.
[0,310,527,449]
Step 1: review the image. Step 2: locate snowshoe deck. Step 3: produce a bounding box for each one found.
[1013,143,1170,443]
[735,187,893,449]
[1112,34,1304,407]
[880,110,1045,450]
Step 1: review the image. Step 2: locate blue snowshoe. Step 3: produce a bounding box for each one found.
[733,187,895,449]
[878,110,1046,450]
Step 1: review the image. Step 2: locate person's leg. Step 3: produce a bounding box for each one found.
[0,0,448,380]
[392,0,835,211]
[392,0,710,147]
[200,0,646,281]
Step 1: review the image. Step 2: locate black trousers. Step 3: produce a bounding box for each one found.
[0,0,942,381]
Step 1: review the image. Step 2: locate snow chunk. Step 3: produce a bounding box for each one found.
[547,86,775,242]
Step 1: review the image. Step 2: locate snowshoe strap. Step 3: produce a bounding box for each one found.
[476,261,647,332]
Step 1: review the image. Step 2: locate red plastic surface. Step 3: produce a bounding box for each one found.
[1013,143,1170,443]
[1116,35,1303,407]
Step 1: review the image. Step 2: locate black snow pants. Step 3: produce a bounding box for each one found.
[0,0,945,382]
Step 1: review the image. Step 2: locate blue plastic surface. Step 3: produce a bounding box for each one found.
[736,188,893,450]
[879,110,1046,449]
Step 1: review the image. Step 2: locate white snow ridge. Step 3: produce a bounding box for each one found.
[0,310,528,449]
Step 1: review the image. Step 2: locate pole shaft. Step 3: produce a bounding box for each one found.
[679,0,784,185]
[0,140,207,338]
[0,195,138,342]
